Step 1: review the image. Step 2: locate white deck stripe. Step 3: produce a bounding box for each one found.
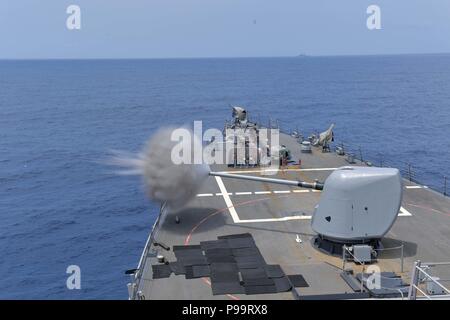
[239,207,412,223]
[238,216,312,223]
[200,185,425,198]
[239,208,411,223]
[213,177,412,223]
[215,168,338,174]
[399,206,413,216]
[235,192,253,195]
[214,176,240,223]
[254,191,272,195]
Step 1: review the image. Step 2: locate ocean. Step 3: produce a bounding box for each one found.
[0,55,449,299]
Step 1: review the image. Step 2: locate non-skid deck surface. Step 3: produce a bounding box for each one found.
[137,133,450,300]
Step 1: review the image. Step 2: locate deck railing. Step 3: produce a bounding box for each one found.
[127,202,167,300]
[332,140,448,197]
[274,122,448,197]
[408,261,450,300]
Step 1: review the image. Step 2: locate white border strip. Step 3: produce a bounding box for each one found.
[215,168,338,174]
[214,176,240,223]
[405,185,428,189]
[198,186,427,198]
[213,177,412,223]
[235,192,253,195]
[254,191,272,195]
[197,193,214,197]
[398,206,413,216]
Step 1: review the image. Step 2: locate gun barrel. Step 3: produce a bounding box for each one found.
[209,172,324,190]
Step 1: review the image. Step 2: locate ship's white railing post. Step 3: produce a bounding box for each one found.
[128,202,167,300]
[408,261,450,300]
[408,260,420,300]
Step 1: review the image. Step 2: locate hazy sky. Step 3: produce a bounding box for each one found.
[1,0,450,59]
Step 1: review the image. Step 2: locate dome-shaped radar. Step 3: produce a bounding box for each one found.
[311,166,402,242]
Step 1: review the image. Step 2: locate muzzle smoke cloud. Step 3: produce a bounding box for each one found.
[109,127,210,211]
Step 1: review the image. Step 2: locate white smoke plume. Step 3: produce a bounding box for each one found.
[108,127,210,212]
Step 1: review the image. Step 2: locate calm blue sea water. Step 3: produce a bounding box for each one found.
[1,56,449,299]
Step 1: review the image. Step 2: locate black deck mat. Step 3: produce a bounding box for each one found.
[211,273,240,283]
[173,245,204,258]
[212,281,245,295]
[162,233,293,296]
[186,265,213,279]
[169,261,185,275]
[227,237,256,249]
[240,267,267,280]
[205,248,233,257]
[244,284,277,295]
[184,266,195,279]
[210,263,240,283]
[232,247,261,257]
[243,278,275,286]
[174,252,205,262]
[288,274,309,288]
[173,245,201,251]
[210,262,239,273]
[174,249,204,258]
[218,233,252,239]
[192,265,211,278]
[237,261,262,269]
[265,265,285,278]
[200,239,230,250]
[207,255,236,263]
[152,264,172,279]
[177,256,209,267]
[273,277,292,292]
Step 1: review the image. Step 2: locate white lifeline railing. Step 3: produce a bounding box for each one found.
[127,202,167,300]
[408,260,450,300]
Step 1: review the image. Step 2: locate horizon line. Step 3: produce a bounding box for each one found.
[1,52,450,61]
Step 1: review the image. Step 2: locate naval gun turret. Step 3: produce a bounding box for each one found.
[210,166,402,258]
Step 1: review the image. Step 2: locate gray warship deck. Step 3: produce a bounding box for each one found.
[131,132,450,300]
